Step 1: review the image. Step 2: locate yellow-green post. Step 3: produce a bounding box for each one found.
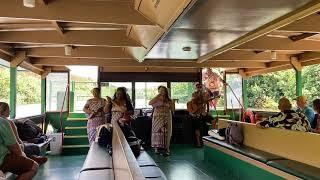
[10,67,17,119]
[242,79,249,109]
[296,70,302,96]
[41,78,46,113]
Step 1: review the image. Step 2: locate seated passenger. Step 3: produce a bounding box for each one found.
[256,97,311,132]
[312,99,320,133]
[295,95,315,125]
[0,102,47,166]
[0,102,39,180]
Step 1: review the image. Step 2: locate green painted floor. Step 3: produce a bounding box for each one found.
[33,144,230,180]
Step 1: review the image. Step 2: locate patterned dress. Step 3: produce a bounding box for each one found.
[111,103,127,123]
[151,101,172,149]
[259,110,311,132]
[85,98,106,144]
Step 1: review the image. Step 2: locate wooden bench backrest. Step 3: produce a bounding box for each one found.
[112,121,145,180]
[218,119,320,168]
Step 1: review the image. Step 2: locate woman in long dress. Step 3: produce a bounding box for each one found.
[105,87,134,125]
[149,86,174,155]
[83,88,108,144]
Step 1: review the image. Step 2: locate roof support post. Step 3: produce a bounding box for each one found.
[10,67,17,118]
[242,78,249,110]
[41,78,46,114]
[296,70,303,97]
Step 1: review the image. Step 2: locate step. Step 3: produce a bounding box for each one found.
[62,145,90,155]
[64,135,89,146]
[68,112,87,118]
[65,126,87,136]
[67,118,87,127]
[67,117,87,121]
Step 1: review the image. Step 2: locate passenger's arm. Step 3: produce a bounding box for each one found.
[149,94,161,106]
[8,121,24,150]
[83,100,93,114]
[8,143,23,156]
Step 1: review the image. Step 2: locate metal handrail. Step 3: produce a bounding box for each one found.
[59,84,70,144]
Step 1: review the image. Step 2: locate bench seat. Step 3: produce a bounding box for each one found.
[203,136,283,163]
[136,151,157,167]
[81,142,113,172]
[79,169,114,180]
[137,151,167,180]
[267,160,320,180]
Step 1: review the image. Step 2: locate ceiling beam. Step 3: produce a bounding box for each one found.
[41,67,51,79]
[278,14,320,33]
[26,47,132,59]
[289,33,318,42]
[234,36,320,51]
[210,50,290,62]
[10,51,27,67]
[245,62,292,77]
[0,43,15,56]
[197,0,320,63]
[0,0,154,26]
[30,58,267,68]
[0,31,141,47]
[52,21,64,34]
[301,59,320,66]
[20,61,44,75]
[298,52,320,62]
[290,57,302,71]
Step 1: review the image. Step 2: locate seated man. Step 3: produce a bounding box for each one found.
[256,97,311,132]
[295,95,315,125]
[0,102,47,165]
[0,103,39,180]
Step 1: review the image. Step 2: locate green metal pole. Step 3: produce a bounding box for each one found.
[296,70,302,96]
[41,78,46,114]
[242,79,249,109]
[10,67,17,119]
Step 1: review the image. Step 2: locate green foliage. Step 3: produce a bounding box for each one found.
[16,70,41,104]
[303,64,320,103]
[247,69,296,110]
[0,67,10,103]
[171,82,195,103]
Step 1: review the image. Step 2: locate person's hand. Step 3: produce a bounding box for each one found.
[106,96,112,103]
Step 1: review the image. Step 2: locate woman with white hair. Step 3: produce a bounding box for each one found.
[256,97,311,132]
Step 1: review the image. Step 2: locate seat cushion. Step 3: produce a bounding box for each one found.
[136,151,157,167]
[79,169,114,180]
[81,142,113,171]
[140,166,167,179]
[267,160,320,180]
[203,136,283,163]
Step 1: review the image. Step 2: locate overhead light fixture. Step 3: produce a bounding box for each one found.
[23,0,36,8]
[65,45,73,56]
[182,46,191,52]
[271,51,277,60]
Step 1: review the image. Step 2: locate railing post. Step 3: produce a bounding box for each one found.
[41,78,46,114]
[296,70,302,96]
[242,79,249,110]
[9,67,17,119]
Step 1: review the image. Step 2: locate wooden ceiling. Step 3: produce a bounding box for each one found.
[1,0,320,77]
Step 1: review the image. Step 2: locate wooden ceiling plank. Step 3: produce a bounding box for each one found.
[298,52,320,62]
[31,57,267,68]
[279,13,320,33]
[0,31,141,47]
[0,0,154,26]
[234,36,320,51]
[197,1,320,63]
[0,43,15,56]
[26,47,133,59]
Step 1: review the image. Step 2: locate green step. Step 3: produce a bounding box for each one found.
[65,126,87,136]
[67,118,87,127]
[68,112,86,118]
[62,145,89,155]
[63,135,88,146]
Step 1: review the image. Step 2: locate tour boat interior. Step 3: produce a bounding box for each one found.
[1,0,320,180]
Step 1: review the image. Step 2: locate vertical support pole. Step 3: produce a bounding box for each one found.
[132,82,135,108]
[41,78,46,114]
[296,70,302,96]
[242,79,249,110]
[10,67,17,119]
